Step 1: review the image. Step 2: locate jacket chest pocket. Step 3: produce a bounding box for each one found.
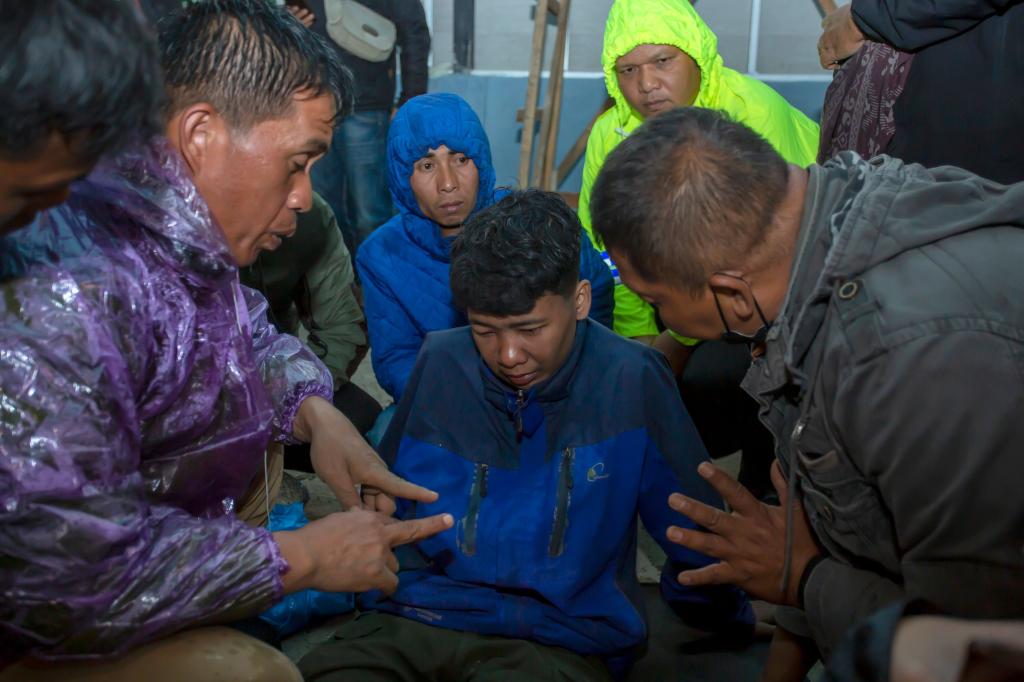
[792,417,901,573]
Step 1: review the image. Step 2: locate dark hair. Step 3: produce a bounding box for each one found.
[159,0,353,130]
[0,0,163,160]
[451,190,581,316]
[590,107,789,294]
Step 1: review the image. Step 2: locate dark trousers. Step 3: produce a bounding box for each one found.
[284,381,383,472]
[299,612,613,682]
[311,109,395,259]
[678,341,776,499]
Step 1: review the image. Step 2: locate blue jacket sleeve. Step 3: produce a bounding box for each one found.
[357,249,424,403]
[579,229,614,329]
[635,351,755,634]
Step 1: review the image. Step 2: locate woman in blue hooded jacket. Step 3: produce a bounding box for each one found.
[357,93,614,402]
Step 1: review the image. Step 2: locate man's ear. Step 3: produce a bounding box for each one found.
[169,103,222,177]
[573,280,592,321]
[707,271,756,324]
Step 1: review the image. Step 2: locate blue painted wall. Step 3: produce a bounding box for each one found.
[427,74,829,193]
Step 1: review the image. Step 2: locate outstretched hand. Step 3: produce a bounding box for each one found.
[296,396,438,511]
[666,460,820,606]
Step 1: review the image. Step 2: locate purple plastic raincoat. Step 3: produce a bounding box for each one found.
[0,139,332,662]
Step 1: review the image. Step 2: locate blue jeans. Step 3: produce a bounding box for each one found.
[312,109,395,258]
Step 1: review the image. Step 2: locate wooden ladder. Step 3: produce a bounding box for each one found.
[517,0,573,190]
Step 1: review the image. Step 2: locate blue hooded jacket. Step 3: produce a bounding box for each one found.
[362,320,754,674]
[357,93,614,401]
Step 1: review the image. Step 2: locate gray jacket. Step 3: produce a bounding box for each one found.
[743,153,1024,658]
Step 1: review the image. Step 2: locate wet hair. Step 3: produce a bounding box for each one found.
[451,190,581,317]
[590,107,789,294]
[159,0,353,130]
[0,0,164,160]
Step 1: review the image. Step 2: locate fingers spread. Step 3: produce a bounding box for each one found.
[669,493,733,533]
[666,526,732,560]
[384,513,454,547]
[698,462,760,516]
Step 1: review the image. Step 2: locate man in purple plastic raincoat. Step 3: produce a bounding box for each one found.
[0,1,450,677]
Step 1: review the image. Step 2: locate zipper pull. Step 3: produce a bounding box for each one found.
[479,463,489,498]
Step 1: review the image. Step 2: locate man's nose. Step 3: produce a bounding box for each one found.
[638,65,658,93]
[498,339,526,368]
[287,171,315,213]
[437,163,457,193]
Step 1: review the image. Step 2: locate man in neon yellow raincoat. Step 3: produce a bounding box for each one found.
[579,0,819,344]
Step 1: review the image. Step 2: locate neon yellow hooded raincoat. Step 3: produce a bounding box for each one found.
[579,0,820,340]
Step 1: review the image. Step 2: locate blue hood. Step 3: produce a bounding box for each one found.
[360,94,615,402]
[386,93,497,221]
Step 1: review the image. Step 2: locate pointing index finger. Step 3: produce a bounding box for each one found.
[383,513,454,548]
[362,465,440,505]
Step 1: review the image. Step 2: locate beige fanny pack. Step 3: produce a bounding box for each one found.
[324,0,397,62]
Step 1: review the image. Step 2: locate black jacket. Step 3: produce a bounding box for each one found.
[852,0,1024,184]
[744,153,1024,659]
[301,0,430,112]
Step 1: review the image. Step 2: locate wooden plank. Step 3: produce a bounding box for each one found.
[539,0,572,190]
[556,97,614,186]
[531,0,569,188]
[515,107,543,123]
[518,0,551,187]
[547,0,562,17]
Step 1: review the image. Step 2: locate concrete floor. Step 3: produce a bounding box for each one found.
[279,355,797,680]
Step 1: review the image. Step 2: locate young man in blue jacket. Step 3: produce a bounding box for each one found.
[357,93,614,403]
[300,190,753,681]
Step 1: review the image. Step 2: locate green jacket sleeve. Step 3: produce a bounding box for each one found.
[580,115,663,339]
[579,114,699,343]
[301,207,367,387]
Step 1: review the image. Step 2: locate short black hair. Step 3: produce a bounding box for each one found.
[159,0,352,130]
[591,107,789,294]
[0,0,163,160]
[451,190,581,317]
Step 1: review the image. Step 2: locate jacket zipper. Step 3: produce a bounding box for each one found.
[460,462,489,556]
[514,389,525,442]
[548,448,574,557]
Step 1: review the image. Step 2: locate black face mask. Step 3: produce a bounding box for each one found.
[711,274,773,346]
